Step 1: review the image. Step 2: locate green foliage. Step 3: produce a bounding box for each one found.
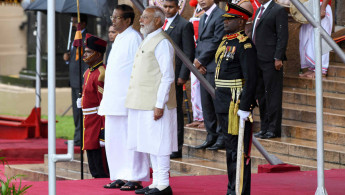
[0,158,32,195]
[41,115,74,140]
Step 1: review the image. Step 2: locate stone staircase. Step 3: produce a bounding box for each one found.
[170,49,345,175]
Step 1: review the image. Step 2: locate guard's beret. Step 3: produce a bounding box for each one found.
[223,2,252,20]
[84,33,107,54]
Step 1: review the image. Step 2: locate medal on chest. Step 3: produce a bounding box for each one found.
[225,46,236,61]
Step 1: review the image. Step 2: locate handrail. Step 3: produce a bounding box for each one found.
[130,0,283,165]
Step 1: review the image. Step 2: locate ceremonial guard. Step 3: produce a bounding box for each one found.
[214,3,257,195]
[77,33,109,178]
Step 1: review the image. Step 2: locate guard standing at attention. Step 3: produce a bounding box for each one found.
[214,3,257,194]
[77,33,109,178]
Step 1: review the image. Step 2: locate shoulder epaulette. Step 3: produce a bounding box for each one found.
[237,33,248,43]
[98,65,105,82]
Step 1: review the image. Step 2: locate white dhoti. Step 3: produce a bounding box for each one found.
[105,115,150,181]
[127,106,178,156]
[299,3,333,74]
[190,73,203,121]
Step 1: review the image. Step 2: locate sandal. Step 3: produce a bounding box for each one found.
[103,179,126,189]
[120,181,143,191]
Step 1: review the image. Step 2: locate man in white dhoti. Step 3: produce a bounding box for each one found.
[299,0,332,78]
[98,4,150,191]
[125,6,177,195]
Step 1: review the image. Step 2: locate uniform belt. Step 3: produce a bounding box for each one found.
[215,79,245,88]
[82,107,99,115]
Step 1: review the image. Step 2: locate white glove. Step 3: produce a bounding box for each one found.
[237,109,250,121]
[76,98,82,108]
[99,141,105,147]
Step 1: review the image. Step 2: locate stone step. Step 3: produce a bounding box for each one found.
[283,87,345,110]
[255,137,345,164]
[280,102,345,127]
[283,75,345,94]
[328,64,345,77]
[253,119,345,146]
[4,163,93,181]
[170,155,227,176]
[180,141,319,173]
[330,50,345,64]
[44,154,90,175]
[251,150,345,171]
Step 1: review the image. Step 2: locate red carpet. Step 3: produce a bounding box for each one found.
[11,169,345,195]
[0,138,80,164]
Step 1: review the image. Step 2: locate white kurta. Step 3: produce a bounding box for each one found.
[98,26,142,116]
[127,28,178,156]
[299,3,332,73]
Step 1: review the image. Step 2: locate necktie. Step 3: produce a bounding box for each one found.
[253,6,265,44]
[204,14,208,24]
[162,19,168,30]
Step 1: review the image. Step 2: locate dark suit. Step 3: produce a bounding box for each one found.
[252,1,288,136]
[165,14,195,152]
[68,29,89,144]
[195,5,225,143]
[104,41,113,66]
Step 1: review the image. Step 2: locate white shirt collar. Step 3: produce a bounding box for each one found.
[164,13,178,31]
[205,3,216,16]
[166,13,178,23]
[116,25,133,39]
[261,0,272,10]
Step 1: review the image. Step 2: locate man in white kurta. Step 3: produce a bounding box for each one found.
[299,0,332,78]
[125,6,177,195]
[98,5,150,190]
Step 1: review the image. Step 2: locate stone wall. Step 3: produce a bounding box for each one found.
[0,4,27,75]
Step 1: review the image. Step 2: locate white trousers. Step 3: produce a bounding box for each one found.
[150,154,170,186]
[190,73,203,121]
[299,3,333,73]
[105,115,150,181]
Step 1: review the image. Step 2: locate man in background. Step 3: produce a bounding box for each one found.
[162,0,195,158]
[104,25,118,65]
[252,0,288,139]
[193,0,226,150]
[63,14,89,146]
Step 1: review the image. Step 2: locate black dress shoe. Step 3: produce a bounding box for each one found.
[254,130,266,138]
[207,142,225,150]
[170,151,182,159]
[194,140,216,149]
[145,186,172,195]
[135,186,152,194]
[261,132,278,139]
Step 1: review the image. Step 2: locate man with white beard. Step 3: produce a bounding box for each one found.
[98,4,150,191]
[125,6,177,195]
